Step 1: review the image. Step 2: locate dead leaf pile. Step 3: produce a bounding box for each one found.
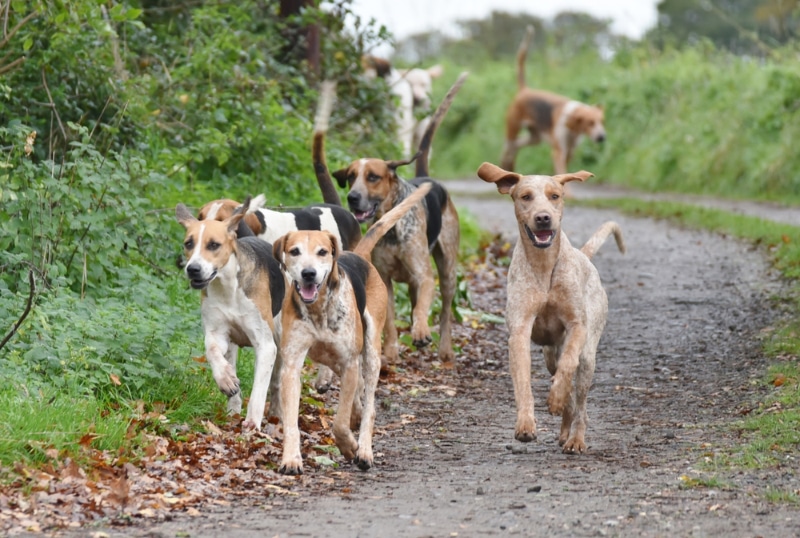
[0,237,514,535]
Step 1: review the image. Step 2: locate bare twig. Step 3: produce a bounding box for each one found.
[0,10,36,49]
[0,270,36,352]
[100,5,128,82]
[40,67,67,144]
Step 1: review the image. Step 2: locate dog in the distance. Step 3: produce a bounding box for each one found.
[315,73,468,365]
[476,162,624,454]
[273,182,432,475]
[176,198,286,431]
[362,55,444,158]
[501,26,606,178]
[198,195,361,251]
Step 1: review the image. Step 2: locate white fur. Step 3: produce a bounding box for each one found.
[553,100,582,151]
[371,65,443,158]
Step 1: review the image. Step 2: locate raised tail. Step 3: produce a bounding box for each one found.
[516,25,534,91]
[312,79,342,206]
[580,221,626,260]
[414,72,469,178]
[354,182,433,258]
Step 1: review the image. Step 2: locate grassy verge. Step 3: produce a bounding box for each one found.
[584,197,800,494]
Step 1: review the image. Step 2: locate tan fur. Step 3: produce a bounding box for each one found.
[501,29,606,177]
[476,162,624,454]
[328,75,469,365]
[274,184,432,475]
[197,199,264,236]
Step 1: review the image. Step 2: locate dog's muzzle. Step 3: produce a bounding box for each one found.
[295,268,323,303]
[185,264,217,289]
[346,192,378,223]
[524,224,556,249]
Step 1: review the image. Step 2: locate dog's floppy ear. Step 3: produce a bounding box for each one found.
[272,234,287,271]
[332,167,350,189]
[385,151,419,173]
[325,232,340,289]
[553,170,593,185]
[476,162,521,195]
[427,64,443,79]
[176,203,198,228]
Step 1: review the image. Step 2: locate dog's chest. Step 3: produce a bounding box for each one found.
[202,288,264,347]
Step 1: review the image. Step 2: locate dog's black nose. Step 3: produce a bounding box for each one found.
[534,213,551,227]
[301,268,317,282]
[347,191,361,208]
[186,263,202,278]
[596,134,606,143]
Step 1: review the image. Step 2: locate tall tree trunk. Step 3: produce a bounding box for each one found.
[279,0,320,79]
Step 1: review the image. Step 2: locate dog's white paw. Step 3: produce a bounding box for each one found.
[226,392,243,415]
[242,417,261,431]
[279,456,303,476]
[215,366,240,397]
[354,450,373,471]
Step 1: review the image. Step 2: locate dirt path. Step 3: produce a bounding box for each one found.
[60,180,798,537]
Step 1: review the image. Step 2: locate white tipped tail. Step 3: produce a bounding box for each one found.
[314,80,337,135]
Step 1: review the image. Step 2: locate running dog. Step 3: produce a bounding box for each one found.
[500,26,606,176]
[476,162,624,454]
[176,198,286,430]
[362,55,444,158]
[273,182,432,475]
[325,73,468,365]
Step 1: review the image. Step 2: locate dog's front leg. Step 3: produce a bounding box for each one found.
[205,332,241,405]
[507,295,538,443]
[278,335,311,475]
[332,358,360,462]
[354,325,382,471]
[223,342,241,414]
[546,323,587,416]
[409,270,435,349]
[243,332,278,431]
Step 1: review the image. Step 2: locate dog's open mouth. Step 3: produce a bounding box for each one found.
[352,203,378,223]
[524,225,555,249]
[295,281,321,303]
[189,272,217,289]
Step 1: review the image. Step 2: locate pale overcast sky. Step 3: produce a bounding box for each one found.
[350,0,660,54]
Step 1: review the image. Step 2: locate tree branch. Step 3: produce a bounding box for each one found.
[0,270,36,353]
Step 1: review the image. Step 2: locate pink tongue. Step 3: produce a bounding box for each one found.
[300,283,317,301]
[535,231,551,242]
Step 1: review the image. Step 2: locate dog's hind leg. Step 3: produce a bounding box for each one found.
[381,277,400,366]
[432,212,459,362]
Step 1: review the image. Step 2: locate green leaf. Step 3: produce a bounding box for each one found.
[23,37,33,51]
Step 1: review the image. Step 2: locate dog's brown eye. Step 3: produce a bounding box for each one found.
[367,173,380,183]
[289,247,301,256]
[521,194,532,201]
[207,240,220,251]
[184,239,194,250]
[551,194,560,201]
[317,248,328,257]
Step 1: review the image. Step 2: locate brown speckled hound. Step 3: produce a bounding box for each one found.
[273,183,432,475]
[501,26,606,176]
[477,162,624,454]
[327,73,469,365]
